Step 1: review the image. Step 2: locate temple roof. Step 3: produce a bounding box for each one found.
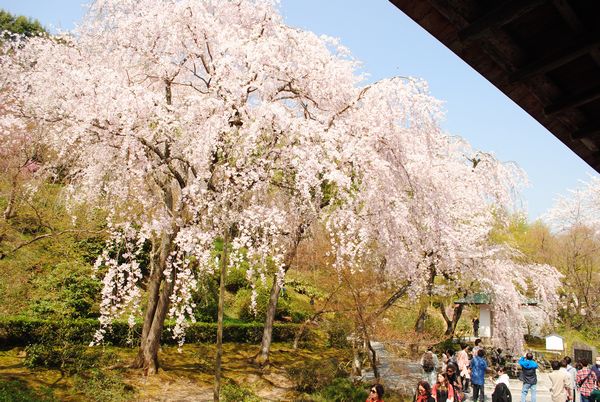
[390,0,600,172]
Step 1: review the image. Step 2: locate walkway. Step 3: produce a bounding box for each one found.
[363,341,553,402]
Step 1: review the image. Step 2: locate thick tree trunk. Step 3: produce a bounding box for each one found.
[255,278,281,366]
[214,234,228,402]
[414,306,428,333]
[440,302,464,336]
[414,263,436,333]
[255,224,306,365]
[132,234,175,374]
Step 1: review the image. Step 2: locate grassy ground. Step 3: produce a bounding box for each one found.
[0,342,362,401]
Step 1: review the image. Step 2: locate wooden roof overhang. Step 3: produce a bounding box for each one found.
[389,0,600,172]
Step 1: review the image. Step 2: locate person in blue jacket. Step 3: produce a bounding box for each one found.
[518,353,539,402]
[471,349,488,402]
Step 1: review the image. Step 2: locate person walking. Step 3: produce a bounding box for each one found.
[457,344,472,393]
[548,360,572,402]
[473,318,480,337]
[591,357,600,382]
[421,347,440,387]
[472,339,483,358]
[518,352,538,402]
[471,349,488,402]
[446,362,465,402]
[576,359,597,402]
[564,357,578,402]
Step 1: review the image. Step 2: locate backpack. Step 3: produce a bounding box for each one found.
[423,352,435,372]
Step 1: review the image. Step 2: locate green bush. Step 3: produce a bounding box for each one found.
[235,287,293,322]
[24,343,101,374]
[325,319,352,349]
[225,265,251,292]
[73,370,135,402]
[0,316,311,346]
[28,268,101,319]
[434,338,459,354]
[287,357,348,393]
[221,381,261,402]
[312,378,369,402]
[192,275,219,322]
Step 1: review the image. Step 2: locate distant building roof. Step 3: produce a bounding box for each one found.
[455,293,538,305]
[455,293,491,305]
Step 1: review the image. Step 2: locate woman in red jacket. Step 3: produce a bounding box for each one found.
[415,381,436,402]
[367,384,385,402]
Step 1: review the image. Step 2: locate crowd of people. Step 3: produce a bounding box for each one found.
[366,340,600,402]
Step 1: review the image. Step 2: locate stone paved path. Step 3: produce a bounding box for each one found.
[363,341,553,402]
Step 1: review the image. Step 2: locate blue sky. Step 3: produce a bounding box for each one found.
[1,0,597,220]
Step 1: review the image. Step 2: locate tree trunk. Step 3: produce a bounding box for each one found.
[3,173,19,220]
[414,306,428,333]
[292,318,311,350]
[255,224,306,365]
[255,277,281,366]
[440,302,464,336]
[351,335,363,376]
[367,337,379,380]
[414,263,436,333]
[132,233,174,374]
[214,234,228,402]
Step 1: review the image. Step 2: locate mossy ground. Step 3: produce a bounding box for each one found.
[0,342,354,401]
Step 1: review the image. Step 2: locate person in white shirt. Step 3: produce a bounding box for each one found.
[564,357,578,402]
[495,366,510,387]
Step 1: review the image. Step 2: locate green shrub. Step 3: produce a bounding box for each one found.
[24,342,101,374]
[225,265,251,292]
[73,370,135,402]
[434,338,459,354]
[221,381,261,402]
[287,357,348,393]
[235,287,292,322]
[325,319,352,349]
[313,378,369,402]
[0,316,310,346]
[75,237,106,265]
[192,274,219,322]
[28,268,101,319]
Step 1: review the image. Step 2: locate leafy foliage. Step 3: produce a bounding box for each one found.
[325,318,352,349]
[310,378,369,402]
[28,268,101,319]
[0,9,46,38]
[220,381,261,402]
[0,317,309,346]
[235,287,292,322]
[73,370,135,402]
[287,357,348,393]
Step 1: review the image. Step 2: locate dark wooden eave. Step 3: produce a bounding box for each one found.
[389,0,600,172]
